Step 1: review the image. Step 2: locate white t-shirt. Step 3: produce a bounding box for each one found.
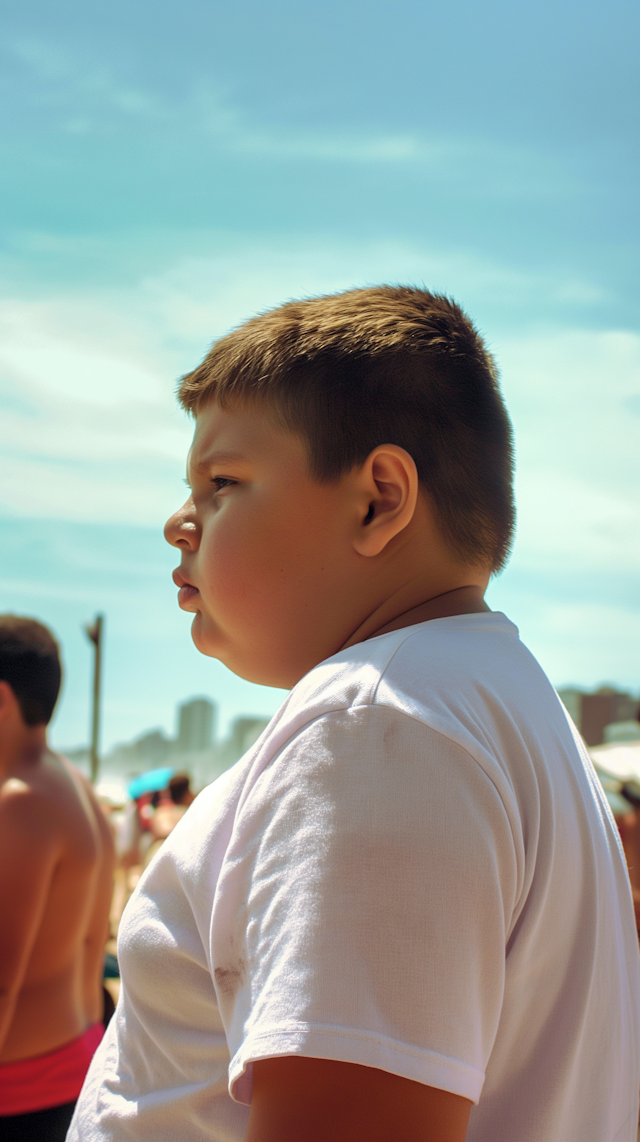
[70,613,640,1141]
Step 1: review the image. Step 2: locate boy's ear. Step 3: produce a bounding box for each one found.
[353,445,419,557]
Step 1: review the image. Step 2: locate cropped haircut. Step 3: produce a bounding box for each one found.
[169,773,191,804]
[0,615,62,726]
[178,286,515,571]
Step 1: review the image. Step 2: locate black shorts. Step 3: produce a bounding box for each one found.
[0,1100,76,1141]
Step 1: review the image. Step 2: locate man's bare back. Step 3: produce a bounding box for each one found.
[0,748,115,1062]
[0,614,115,1091]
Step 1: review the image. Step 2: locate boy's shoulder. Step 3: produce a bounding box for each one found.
[285,610,522,724]
[193,610,560,834]
[234,610,543,782]
[166,608,574,899]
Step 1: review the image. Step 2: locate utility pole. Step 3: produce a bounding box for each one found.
[84,614,104,785]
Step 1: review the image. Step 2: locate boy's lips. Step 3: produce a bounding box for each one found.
[172,568,200,609]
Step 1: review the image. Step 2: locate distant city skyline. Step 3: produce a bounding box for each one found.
[61,680,640,804]
[558,686,640,747]
[64,681,640,771]
[177,697,215,753]
[66,693,271,793]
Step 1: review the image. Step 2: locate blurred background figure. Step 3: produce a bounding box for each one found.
[107,768,196,928]
[152,772,195,838]
[590,713,640,935]
[142,772,196,868]
[0,616,115,1142]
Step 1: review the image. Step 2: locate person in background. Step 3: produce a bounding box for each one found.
[0,615,115,1141]
[143,773,196,867]
[153,773,195,839]
[111,788,170,917]
[617,780,640,933]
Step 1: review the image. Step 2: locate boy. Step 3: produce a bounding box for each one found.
[0,616,114,1141]
[71,287,640,1141]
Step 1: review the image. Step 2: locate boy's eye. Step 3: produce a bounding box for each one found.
[210,477,236,491]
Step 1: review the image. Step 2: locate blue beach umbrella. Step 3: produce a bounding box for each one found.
[128,767,175,800]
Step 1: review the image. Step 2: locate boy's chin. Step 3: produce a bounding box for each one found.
[190,612,222,659]
[189,613,245,675]
[189,613,289,688]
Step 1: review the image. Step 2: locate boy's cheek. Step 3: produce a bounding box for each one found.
[195,546,264,638]
[196,529,241,598]
[199,520,287,604]
[199,512,257,573]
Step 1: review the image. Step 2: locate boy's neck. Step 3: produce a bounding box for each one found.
[342,584,490,650]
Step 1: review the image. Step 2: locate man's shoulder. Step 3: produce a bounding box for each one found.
[0,768,52,811]
[0,769,61,855]
[0,753,92,833]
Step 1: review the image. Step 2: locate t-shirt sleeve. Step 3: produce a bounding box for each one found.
[211,705,519,1106]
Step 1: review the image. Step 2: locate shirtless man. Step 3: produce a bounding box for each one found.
[0,615,115,1141]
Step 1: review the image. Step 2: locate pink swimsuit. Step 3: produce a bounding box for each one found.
[0,1023,104,1115]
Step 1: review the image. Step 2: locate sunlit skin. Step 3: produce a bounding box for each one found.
[164,398,488,1140]
[246,1057,472,1142]
[0,682,115,1062]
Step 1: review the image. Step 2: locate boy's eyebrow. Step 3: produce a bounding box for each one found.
[191,450,248,473]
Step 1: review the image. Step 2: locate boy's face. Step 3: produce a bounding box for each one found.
[165,400,372,688]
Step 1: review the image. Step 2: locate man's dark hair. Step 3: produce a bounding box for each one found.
[169,773,191,805]
[178,286,515,571]
[0,615,62,726]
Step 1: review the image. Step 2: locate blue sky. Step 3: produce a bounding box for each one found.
[1,0,639,751]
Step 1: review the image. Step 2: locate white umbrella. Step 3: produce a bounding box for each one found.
[590,742,640,785]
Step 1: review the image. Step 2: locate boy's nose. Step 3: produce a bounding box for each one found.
[164,499,199,550]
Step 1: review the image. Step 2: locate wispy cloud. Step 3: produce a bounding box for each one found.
[0,296,190,525]
[3,35,576,197]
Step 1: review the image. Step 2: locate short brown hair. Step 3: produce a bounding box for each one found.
[178,286,515,571]
[0,615,62,725]
[169,773,191,804]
